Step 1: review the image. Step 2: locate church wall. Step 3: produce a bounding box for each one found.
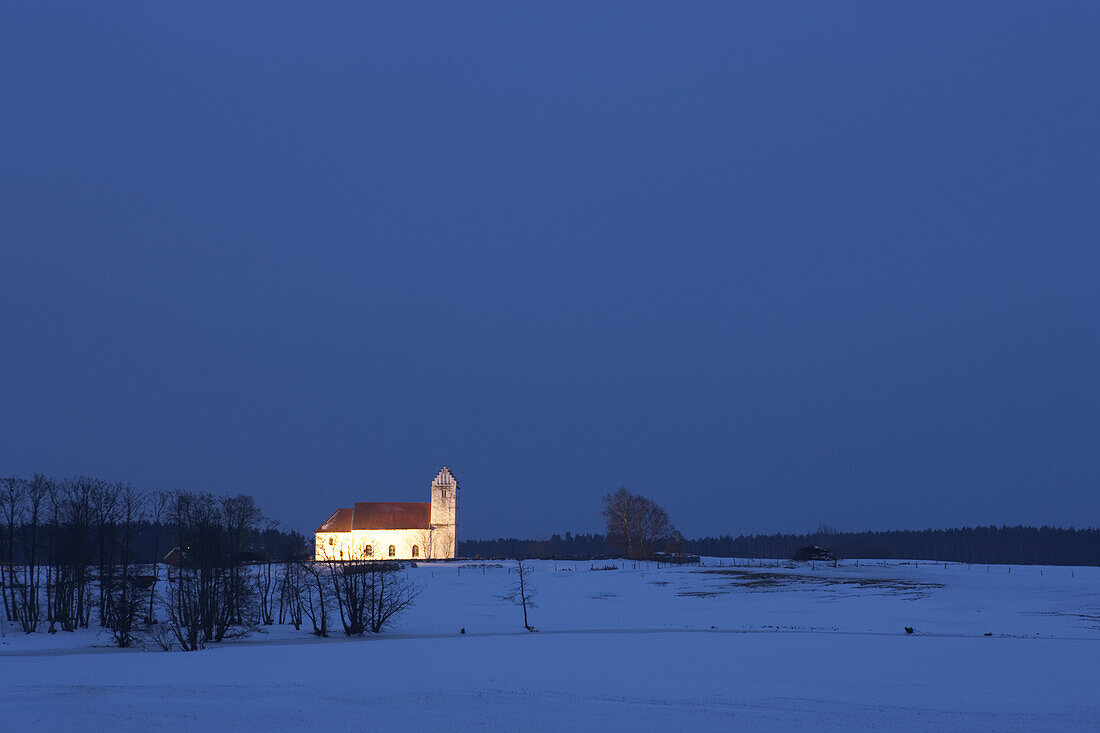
[314,528,447,561]
[429,526,455,560]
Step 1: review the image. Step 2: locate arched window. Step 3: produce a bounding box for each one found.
[388,544,396,557]
[364,545,373,557]
[411,545,419,558]
[328,537,334,546]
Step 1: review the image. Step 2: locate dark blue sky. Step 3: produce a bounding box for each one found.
[2,2,1098,538]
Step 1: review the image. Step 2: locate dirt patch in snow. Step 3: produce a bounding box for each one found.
[679,569,945,599]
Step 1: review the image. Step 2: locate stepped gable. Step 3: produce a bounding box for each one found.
[351,501,431,530]
[433,466,457,488]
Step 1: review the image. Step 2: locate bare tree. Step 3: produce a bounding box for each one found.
[94,480,122,630]
[299,560,330,636]
[318,543,419,635]
[18,475,49,631]
[164,491,220,651]
[222,495,262,557]
[221,494,262,625]
[0,476,37,630]
[146,491,171,625]
[319,543,374,635]
[0,478,16,624]
[49,477,97,631]
[105,484,145,647]
[601,487,675,560]
[502,558,536,630]
[164,562,205,651]
[1,477,23,626]
[251,517,289,626]
[163,491,259,650]
[254,561,278,626]
[278,560,306,630]
[364,561,419,633]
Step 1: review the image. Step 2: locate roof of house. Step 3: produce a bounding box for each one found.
[316,502,431,533]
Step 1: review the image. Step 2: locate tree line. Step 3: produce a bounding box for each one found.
[462,487,1100,566]
[0,474,417,648]
[690,525,1100,566]
[461,525,1100,566]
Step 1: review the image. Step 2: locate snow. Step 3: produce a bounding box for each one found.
[1,559,1098,730]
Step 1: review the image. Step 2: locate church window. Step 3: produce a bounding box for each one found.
[328,537,333,546]
[441,489,448,499]
[412,545,419,557]
[388,544,396,557]
[365,545,373,557]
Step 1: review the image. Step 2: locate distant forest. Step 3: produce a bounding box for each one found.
[460,526,1100,566]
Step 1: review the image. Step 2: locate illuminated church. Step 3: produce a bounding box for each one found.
[314,467,458,561]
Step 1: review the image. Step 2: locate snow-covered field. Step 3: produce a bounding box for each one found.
[2,559,1098,731]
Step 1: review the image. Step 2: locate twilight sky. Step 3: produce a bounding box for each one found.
[2,2,1098,539]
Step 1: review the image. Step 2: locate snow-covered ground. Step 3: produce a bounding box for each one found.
[2,559,1098,730]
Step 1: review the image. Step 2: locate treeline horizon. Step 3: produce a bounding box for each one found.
[460,525,1100,566]
[5,473,1097,567]
[2,519,311,566]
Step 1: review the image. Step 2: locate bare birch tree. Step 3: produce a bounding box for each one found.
[502,558,536,630]
[601,487,675,560]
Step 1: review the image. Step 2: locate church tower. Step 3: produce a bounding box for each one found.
[429,466,458,559]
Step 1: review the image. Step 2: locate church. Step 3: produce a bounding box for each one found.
[314,467,458,561]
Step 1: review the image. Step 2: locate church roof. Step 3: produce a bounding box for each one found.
[352,502,431,530]
[316,507,354,533]
[316,502,431,532]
